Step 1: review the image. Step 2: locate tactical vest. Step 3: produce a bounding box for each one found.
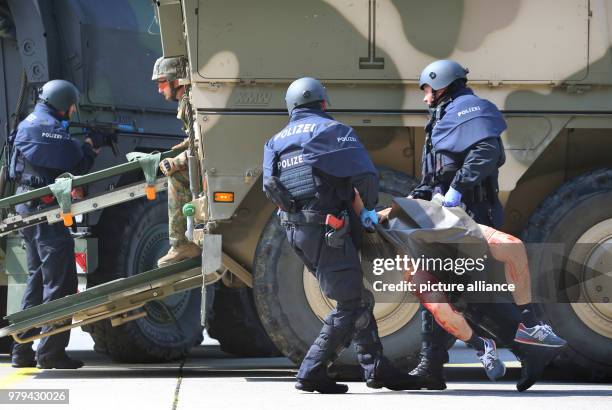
[277,149,317,202]
[423,96,501,203]
[423,99,454,188]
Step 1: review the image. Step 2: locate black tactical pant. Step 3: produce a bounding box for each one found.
[284,222,384,382]
[11,202,78,362]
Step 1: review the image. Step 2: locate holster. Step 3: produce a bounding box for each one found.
[324,211,350,248]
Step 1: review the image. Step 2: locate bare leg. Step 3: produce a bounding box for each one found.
[407,269,474,342]
[479,225,531,305]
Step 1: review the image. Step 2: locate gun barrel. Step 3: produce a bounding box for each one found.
[69,122,144,133]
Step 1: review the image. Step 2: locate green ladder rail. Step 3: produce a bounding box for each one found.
[0,177,168,236]
[0,149,179,210]
[0,256,203,343]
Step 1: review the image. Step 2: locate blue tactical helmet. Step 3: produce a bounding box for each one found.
[285,77,330,114]
[38,79,80,112]
[419,60,469,91]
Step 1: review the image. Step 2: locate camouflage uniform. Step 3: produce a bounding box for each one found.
[168,94,196,247]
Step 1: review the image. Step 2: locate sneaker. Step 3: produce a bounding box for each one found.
[476,338,506,381]
[514,323,567,348]
[157,242,201,267]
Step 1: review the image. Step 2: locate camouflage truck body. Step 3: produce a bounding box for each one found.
[156,0,612,375]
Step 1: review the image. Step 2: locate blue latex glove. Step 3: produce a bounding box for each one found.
[442,186,462,207]
[360,208,378,228]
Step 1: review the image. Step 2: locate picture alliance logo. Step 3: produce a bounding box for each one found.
[371,254,488,276]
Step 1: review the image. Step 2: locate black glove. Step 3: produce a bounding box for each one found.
[87,130,107,149]
[87,130,118,153]
[410,187,433,201]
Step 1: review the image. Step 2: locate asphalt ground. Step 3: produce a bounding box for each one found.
[0,330,609,410]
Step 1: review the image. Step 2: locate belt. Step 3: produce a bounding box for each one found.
[279,210,327,226]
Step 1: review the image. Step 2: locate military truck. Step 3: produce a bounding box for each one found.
[0,0,279,361]
[1,0,610,379]
[150,0,612,377]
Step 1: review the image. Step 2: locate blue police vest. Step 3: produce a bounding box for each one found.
[263,108,376,197]
[10,103,84,186]
[424,88,506,184]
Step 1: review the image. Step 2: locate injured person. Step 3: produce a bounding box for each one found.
[354,192,567,392]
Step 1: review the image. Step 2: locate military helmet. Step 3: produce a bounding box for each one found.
[285,77,330,113]
[152,56,184,82]
[38,79,79,112]
[419,60,469,91]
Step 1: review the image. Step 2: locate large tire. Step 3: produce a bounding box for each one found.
[84,192,203,362]
[207,282,281,357]
[253,167,428,378]
[522,169,612,379]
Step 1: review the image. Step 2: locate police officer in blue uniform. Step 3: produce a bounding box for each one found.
[9,79,102,369]
[408,60,507,389]
[263,77,423,394]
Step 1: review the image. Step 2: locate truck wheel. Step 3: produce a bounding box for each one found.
[85,193,203,362]
[207,281,281,357]
[522,169,612,378]
[253,167,428,377]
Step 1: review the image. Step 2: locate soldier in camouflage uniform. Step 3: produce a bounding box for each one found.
[152,56,201,267]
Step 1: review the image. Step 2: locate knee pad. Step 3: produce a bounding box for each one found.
[354,307,371,330]
[316,317,354,352]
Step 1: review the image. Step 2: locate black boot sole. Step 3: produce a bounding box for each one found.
[295,381,348,394]
[422,380,447,390]
[367,377,444,391]
[11,361,37,368]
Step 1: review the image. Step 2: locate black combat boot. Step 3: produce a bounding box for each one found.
[512,341,566,392]
[295,377,349,394]
[408,309,449,390]
[11,343,37,368]
[11,354,37,368]
[36,353,83,369]
[365,356,426,391]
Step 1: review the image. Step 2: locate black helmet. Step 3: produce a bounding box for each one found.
[39,79,79,112]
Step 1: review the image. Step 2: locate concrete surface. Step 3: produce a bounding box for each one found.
[0,339,610,410]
